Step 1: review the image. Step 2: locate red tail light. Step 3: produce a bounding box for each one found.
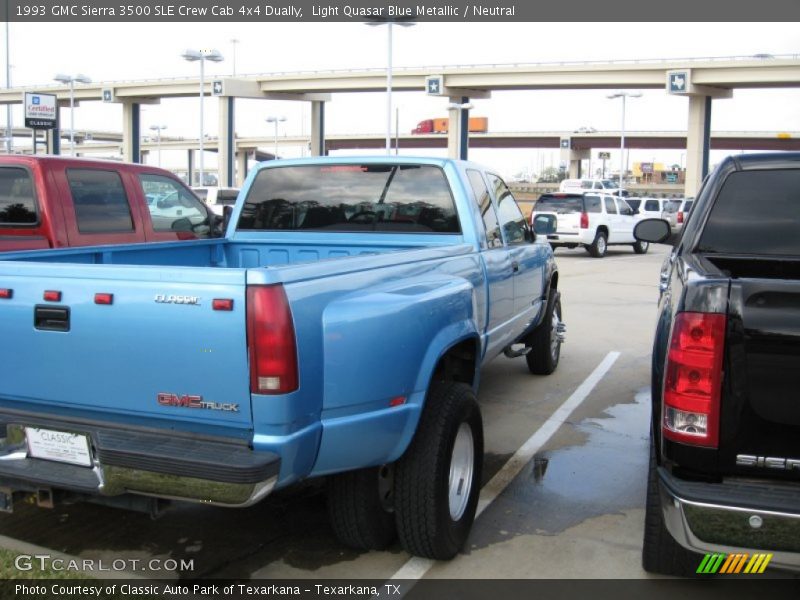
[580,212,589,229]
[677,211,685,224]
[246,285,298,395]
[663,312,726,448]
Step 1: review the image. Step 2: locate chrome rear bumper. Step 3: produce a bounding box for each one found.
[659,467,800,571]
[0,421,279,508]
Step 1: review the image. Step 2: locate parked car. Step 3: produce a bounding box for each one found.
[532,192,648,257]
[558,178,628,196]
[0,156,219,252]
[635,152,800,575]
[192,186,240,216]
[0,156,563,561]
[660,197,694,234]
[626,197,672,220]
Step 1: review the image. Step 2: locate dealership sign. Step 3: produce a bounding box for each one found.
[24,92,57,129]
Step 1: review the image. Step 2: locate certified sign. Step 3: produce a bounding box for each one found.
[25,427,92,467]
[24,92,57,130]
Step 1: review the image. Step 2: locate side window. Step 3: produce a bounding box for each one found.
[488,173,528,245]
[644,199,660,212]
[466,169,502,249]
[594,182,603,190]
[617,199,634,216]
[66,169,134,233]
[604,197,617,214]
[0,167,37,225]
[584,195,602,213]
[139,174,209,235]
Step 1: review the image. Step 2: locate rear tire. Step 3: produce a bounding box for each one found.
[328,466,396,551]
[394,381,483,560]
[642,435,699,576]
[526,291,562,375]
[633,240,650,254]
[588,231,608,258]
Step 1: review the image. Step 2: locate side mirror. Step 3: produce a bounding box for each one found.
[634,218,673,244]
[525,227,536,243]
[171,217,193,232]
[532,214,557,235]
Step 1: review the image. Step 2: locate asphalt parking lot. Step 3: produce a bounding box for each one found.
[0,242,668,580]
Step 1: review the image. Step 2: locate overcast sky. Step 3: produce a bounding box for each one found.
[6,21,800,177]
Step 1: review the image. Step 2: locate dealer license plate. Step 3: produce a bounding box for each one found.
[25,427,92,467]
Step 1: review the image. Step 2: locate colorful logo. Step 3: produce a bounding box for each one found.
[697,552,772,575]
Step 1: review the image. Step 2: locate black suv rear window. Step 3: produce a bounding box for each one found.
[698,169,800,256]
[237,164,459,233]
[0,167,37,225]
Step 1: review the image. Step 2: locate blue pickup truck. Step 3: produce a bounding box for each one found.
[0,157,562,560]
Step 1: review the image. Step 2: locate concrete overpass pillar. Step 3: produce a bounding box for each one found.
[235,150,248,186]
[310,101,325,156]
[685,96,712,197]
[47,102,67,155]
[665,69,731,197]
[560,142,590,178]
[218,97,235,188]
[122,101,141,163]
[446,97,469,160]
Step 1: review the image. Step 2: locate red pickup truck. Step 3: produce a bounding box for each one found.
[0,156,217,252]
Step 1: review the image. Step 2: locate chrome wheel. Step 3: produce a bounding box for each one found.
[597,235,607,255]
[448,423,475,521]
[550,311,562,362]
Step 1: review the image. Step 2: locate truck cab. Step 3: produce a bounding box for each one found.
[0,156,217,252]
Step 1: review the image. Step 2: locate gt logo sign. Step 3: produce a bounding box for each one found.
[157,393,239,412]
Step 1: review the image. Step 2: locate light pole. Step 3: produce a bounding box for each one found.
[265,116,286,159]
[149,124,167,167]
[5,19,12,154]
[365,19,415,155]
[182,48,224,186]
[53,73,92,156]
[230,38,239,76]
[606,91,641,195]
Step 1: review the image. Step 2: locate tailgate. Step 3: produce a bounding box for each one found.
[0,263,252,433]
[722,277,800,479]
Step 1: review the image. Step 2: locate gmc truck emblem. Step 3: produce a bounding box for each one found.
[736,454,800,471]
[157,393,239,413]
[154,294,200,305]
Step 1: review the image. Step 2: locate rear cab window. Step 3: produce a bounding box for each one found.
[698,169,800,256]
[66,169,134,233]
[238,164,460,234]
[0,167,37,226]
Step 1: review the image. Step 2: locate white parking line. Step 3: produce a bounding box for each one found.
[388,350,621,583]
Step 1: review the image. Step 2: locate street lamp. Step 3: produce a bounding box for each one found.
[53,73,92,156]
[365,18,415,155]
[606,91,641,195]
[149,124,167,167]
[182,48,224,186]
[265,116,286,159]
[230,39,239,76]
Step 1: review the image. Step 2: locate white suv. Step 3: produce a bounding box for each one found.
[532,192,648,257]
[661,197,694,234]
